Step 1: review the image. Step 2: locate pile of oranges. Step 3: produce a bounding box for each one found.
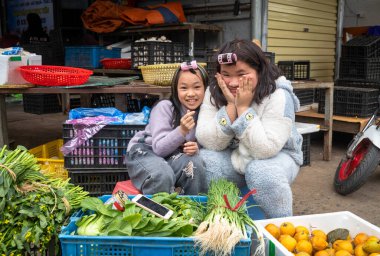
[265,222,380,256]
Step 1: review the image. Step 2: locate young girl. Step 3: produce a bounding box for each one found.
[126,61,208,195]
[196,39,303,218]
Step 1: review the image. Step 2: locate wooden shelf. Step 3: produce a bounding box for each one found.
[296,108,369,134]
[93,69,141,75]
[99,22,223,57]
[104,23,222,35]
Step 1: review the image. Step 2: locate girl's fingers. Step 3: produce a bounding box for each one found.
[247,77,253,92]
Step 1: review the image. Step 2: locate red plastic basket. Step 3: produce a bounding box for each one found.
[19,65,93,86]
[100,58,132,69]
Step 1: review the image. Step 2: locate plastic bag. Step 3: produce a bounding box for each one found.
[124,106,151,124]
[61,116,119,155]
[69,107,125,124]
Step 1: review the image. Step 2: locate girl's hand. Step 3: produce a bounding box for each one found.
[180,110,196,136]
[236,75,254,114]
[183,141,199,156]
[215,73,235,104]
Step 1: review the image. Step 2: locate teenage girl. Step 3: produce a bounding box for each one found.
[196,39,303,218]
[126,61,209,195]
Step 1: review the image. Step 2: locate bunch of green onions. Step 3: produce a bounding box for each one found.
[194,179,264,256]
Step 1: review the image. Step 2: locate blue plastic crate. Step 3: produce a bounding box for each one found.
[65,46,121,69]
[59,195,252,256]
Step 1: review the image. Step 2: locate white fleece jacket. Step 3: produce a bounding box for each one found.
[196,76,303,174]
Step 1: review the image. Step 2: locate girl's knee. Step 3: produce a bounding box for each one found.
[142,170,175,194]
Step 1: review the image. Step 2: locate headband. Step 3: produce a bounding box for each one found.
[180,60,198,71]
[218,53,237,64]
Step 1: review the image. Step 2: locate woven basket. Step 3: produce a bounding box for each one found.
[139,63,207,86]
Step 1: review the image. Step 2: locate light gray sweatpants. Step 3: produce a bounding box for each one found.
[200,148,299,218]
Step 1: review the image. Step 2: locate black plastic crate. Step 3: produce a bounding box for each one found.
[68,169,129,197]
[335,79,380,89]
[206,48,218,77]
[264,52,276,64]
[294,89,315,106]
[339,57,380,81]
[278,61,310,80]
[318,86,379,117]
[131,41,186,68]
[124,94,159,112]
[23,42,64,66]
[301,133,311,167]
[69,94,81,109]
[63,124,145,169]
[23,94,61,114]
[342,36,380,58]
[91,94,115,108]
[125,93,140,112]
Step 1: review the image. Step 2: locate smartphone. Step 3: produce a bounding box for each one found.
[131,194,174,220]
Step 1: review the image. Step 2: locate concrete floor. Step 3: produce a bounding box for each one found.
[6,100,380,227]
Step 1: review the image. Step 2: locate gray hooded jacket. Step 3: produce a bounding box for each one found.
[196,76,303,174]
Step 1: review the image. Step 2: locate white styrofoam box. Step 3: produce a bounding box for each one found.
[0,55,42,85]
[121,52,131,59]
[296,122,320,135]
[254,211,380,256]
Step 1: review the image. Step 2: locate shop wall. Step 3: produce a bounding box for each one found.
[181,0,253,45]
[343,0,380,27]
[267,0,338,82]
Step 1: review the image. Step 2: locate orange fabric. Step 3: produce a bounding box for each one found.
[81,0,128,33]
[120,2,186,26]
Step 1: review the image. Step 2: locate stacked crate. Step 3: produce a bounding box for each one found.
[63,124,145,196]
[277,60,313,165]
[278,60,314,106]
[319,36,380,117]
[131,41,186,68]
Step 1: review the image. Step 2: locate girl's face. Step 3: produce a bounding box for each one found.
[177,70,205,111]
[220,60,259,96]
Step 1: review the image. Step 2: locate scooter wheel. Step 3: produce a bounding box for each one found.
[334,139,380,195]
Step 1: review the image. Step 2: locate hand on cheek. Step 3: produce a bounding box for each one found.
[236,76,254,114]
[215,73,235,104]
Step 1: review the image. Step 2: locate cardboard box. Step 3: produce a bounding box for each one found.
[254,211,380,256]
[0,55,42,85]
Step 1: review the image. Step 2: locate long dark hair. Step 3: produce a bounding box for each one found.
[169,63,208,127]
[210,39,281,108]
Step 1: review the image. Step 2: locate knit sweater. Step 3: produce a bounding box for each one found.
[196,76,303,174]
[127,100,197,158]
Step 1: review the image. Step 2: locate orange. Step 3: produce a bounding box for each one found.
[295,240,313,255]
[295,226,310,235]
[311,236,329,251]
[355,233,369,246]
[312,230,328,241]
[333,240,354,255]
[326,248,336,256]
[265,223,281,240]
[294,231,309,242]
[315,250,330,256]
[280,234,297,252]
[335,250,353,256]
[367,236,380,242]
[280,222,296,236]
[295,252,310,256]
[355,244,369,256]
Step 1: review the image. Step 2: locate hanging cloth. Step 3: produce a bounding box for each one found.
[120,2,186,26]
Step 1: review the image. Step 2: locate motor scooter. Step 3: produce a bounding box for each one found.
[334,96,380,195]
